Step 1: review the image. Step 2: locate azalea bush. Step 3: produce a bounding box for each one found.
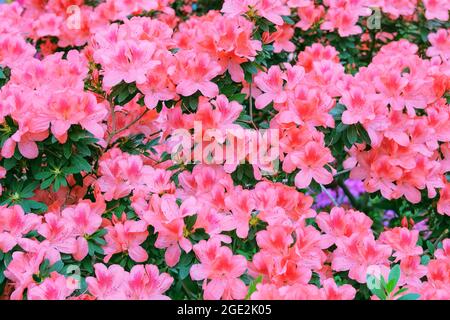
[0,0,449,301]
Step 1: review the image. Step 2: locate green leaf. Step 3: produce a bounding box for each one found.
[346,125,358,145]
[34,170,52,180]
[20,200,47,212]
[3,253,12,267]
[387,265,401,293]
[397,293,420,300]
[421,255,431,265]
[393,287,409,297]
[92,229,108,238]
[184,215,197,230]
[356,124,371,145]
[20,181,39,198]
[3,157,17,171]
[41,176,55,190]
[330,104,346,120]
[372,287,387,300]
[93,237,106,246]
[426,241,435,255]
[76,142,91,157]
[187,95,199,111]
[231,93,247,104]
[281,15,295,25]
[32,274,41,283]
[49,260,64,273]
[245,275,263,300]
[336,122,348,133]
[69,130,87,142]
[88,242,104,256]
[70,154,92,173]
[63,142,72,159]
[179,265,190,280]
[53,176,62,192]
[242,62,258,75]
[39,259,50,275]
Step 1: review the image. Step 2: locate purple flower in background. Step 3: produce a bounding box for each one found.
[383,210,397,227]
[314,189,339,208]
[344,179,365,198]
[413,218,431,239]
[313,179,365,209]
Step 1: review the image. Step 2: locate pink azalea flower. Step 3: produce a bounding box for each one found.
[283,141,335,189]
[319,278,356,300]
[61,202,104,261]
[0,34,36,70]
[254,66,287,110]
[427,29,450,60]
[143,195,197,267]
[332,234,392,283]
[37,212,77,257]
[296,4,325,31]
[173,51,221,98]
[434,239,450,260]
[1,116,49,159]
[86,264,128,300]
[223,188,256,238]
[103,215,149,263]
[27,273,75,300]
[4,250,45,300]
[423,0,450,21]
[379,227,423,261]
[190,239,248,300]
[256,0,291,26]
[399,256,428,287]
[321,10,362,37]
[0,205,41,253]
[126,264,173,300]
[45,91,108,143]
[341,86,376,125]
[263,25,296,53]
[100,40,160,88]
[316,207,373,245]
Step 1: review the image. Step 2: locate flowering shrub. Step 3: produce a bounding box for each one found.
[0,0,449,301]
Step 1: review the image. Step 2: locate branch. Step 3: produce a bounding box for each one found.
[114,109,149,136]
[106,95,117,146]
[320,184,339,207]
[106,108,149,146]
[338,179,361,210]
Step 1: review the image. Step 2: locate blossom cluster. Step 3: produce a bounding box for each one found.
[0,0,449,301]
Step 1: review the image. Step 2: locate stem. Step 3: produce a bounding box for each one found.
[114,109,149,136]
[106,109,149,146]
[423,229,448,255]
[338,180,360,210]
[333,168,351,177]
[434,229,448,244]
[320,184,339,207]
[106,95,116,146]
[181,280,197,299]
[248,75,257,130]
[368,29,377,62]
